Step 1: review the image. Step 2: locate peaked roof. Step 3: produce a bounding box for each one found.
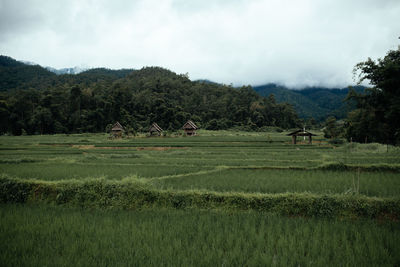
[287,129,316,136]
[112,122,124,131]
[149,122,163,132]
[182,120,198,130]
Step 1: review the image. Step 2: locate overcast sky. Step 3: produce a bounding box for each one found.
[1,0,399,88]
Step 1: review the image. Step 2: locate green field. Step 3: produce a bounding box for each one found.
[1,131,400,265]
[1,131,399,196]
[1,204,399,266]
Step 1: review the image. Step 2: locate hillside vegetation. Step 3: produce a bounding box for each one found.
[0,56,301,135]
[253,83,365,120]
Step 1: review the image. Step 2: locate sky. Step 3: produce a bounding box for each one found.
[0,0,399,88]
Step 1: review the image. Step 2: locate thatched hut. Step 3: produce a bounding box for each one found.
[287,128,316,144]
[149,122,163,136]
[111,122,124,138]
[182,120,198,136]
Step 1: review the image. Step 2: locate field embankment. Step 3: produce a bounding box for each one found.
[1,176,399,220]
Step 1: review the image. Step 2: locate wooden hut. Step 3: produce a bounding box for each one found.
[111,122,124,138]
[182,120,198,136]
[149,122,163,136]
[287,128,316,144]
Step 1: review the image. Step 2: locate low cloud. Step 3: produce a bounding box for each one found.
[1,0,399,88]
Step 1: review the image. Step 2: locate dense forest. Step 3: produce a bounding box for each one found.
[0,56,301,135]
[253,83,365,120]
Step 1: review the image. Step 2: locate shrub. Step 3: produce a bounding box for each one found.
[0,177,399,220]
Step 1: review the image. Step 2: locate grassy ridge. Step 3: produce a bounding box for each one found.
[1,176,399,220]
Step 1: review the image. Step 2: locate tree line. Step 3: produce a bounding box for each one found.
[2,45,398,145]
[0,60,301,135]
[323,46,400,145]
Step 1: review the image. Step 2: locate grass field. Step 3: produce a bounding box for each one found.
[1,130,400,265]
[1,204,399,266]
[1,131,399,197]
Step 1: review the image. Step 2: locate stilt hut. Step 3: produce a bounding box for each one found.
[182,120,198,136]
[149,122,163,136]
[111,122,124,138]
[287,128,316,144]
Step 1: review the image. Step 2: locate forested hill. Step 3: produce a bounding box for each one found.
[0,55,56,91]
[0,55,134,91]
[0,57,301,135]
[253,84,366,121]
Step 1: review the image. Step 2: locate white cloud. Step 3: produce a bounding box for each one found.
[1,0,399,87]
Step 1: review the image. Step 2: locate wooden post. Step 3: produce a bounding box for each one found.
[308,135,312,144]
[292,135,296,144]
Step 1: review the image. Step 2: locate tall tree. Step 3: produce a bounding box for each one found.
[345,46,400,144]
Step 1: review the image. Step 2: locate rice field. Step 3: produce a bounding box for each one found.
[151,168,400,197]
[1,131,400,265]
[1,204,399,266]
[1,131,399,197]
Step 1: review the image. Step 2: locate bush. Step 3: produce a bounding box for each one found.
[328,139,345,145]
[0,177,399,220]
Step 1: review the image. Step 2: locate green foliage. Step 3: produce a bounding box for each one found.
[1,176,399,220]
[0,59,301,135]
[0,56,56,91]
[253,83,365,121]
[345,46,400,144]
[323,116,344,139]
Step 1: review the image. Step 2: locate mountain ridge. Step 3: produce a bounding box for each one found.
[0,55,362,123]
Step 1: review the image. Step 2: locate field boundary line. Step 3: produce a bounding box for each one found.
[149,166,230,181]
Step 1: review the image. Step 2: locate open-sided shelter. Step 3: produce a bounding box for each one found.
[149,122,163,136]
[182,120,198,136]
[287,129,316,144]
[111,122,124,138]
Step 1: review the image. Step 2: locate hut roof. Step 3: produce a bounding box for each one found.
[287,129,316,136]
[182,120,198,130]
[112,122,124,131]
[149,122,163,132]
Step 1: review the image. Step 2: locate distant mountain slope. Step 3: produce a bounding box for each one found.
[1,65,302,135]
[0,55,56,91]
[55,68,135,86]
[253,84,366,120]
[79,68,134,79]
[0,56,134,91]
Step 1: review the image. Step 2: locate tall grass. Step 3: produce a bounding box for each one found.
[152,168,400,197]
[1,204,399,266]
[0,162,212,180]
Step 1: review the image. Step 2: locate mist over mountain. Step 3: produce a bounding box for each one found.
[46,66,89,75]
